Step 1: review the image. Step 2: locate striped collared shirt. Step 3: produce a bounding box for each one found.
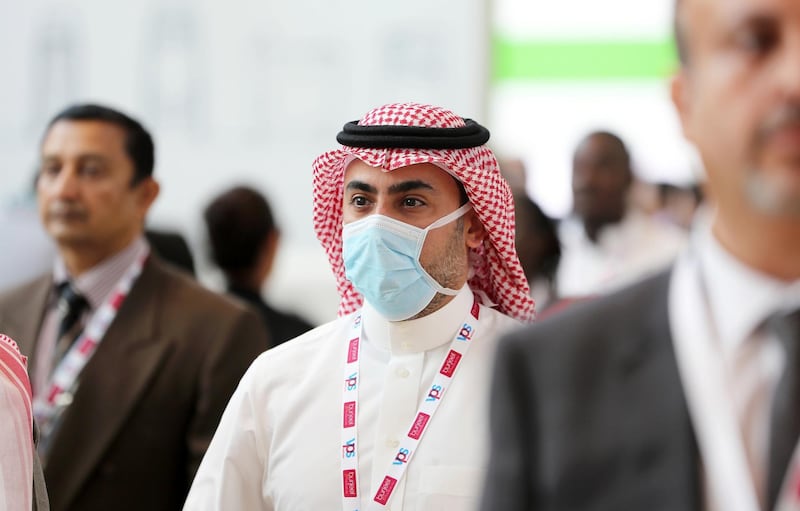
[32,236,149,397]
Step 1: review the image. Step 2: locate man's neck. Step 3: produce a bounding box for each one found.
[582,214,624,244]
[713,211,800,282]
[58,236,139,277]
[225,269,262,294]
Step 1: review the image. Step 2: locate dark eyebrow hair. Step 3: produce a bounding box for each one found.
[344,179,435,195]
[345,180,377,194]
[41,152,110,162]
[388,180,434,195]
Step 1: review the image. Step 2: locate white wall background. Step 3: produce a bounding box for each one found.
[0,0,699,321]
[0,0,489,324]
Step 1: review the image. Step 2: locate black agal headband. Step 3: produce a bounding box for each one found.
[336,119,490,150]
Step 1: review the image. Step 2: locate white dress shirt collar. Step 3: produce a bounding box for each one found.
[362,284,472,355]
[695,211,800,357]
[52,236,150,310]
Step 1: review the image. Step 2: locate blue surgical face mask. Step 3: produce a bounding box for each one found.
[342,203,472,321]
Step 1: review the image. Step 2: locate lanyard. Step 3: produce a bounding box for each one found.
[340,296,481,511]
[670,248,761,511]
[33,249,149,442]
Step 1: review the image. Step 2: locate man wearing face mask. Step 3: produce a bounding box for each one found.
[184,102,534,511]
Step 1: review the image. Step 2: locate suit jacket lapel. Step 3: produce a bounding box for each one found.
[44,259,174,510]
[0,275,51,361]
[616,270,702,510]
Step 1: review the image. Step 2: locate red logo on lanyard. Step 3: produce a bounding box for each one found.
[471,299,480,319]
[343,401,356,428]
[794,470,800,499]
[111,292,125,309]
[408,412,430,440]
[440,350,462,377]
[343,469,358,497]
[347,338,360,363]
[78,338,97,355]
[374,476,398,505]
[47,385,63,403]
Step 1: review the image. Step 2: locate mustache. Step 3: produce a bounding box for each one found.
[757,103,800,143]
[46,201,89,220]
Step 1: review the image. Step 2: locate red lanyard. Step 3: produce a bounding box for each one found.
[33,250,149,441]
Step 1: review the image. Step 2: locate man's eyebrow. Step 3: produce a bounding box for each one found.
[388,180,434,195]
[344,180,435,195]
[345,180,377,194]
[40,153,109,162]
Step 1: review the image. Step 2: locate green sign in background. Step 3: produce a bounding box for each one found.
[492,36,678,81]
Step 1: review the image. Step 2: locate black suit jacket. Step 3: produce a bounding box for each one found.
[228,285,313,346]
[0,256,270,511]
[481,269,702,511]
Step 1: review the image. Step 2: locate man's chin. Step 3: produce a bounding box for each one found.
[47,229,93,247]
[746,172,800,217]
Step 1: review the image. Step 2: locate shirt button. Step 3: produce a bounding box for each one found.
[396,367,410,378]
[387,439,400,448]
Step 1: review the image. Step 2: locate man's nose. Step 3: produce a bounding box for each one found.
[374,200,392,217]
[50,167,80,199]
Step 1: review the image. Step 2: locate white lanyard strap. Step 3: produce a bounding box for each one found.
[33,249,150,438]
[670,249,761,511]
[340,296,481,511]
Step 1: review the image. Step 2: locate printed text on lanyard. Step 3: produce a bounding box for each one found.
[340,295,481,511]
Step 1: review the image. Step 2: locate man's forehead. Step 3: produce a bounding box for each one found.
[680,0,800,30]
[343,160,458,187]
[42,120,126,153]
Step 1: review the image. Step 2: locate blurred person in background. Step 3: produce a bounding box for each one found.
[498,156,528,194]
[513,192,561,311]
[555,131,687,298]
[481,0,800,509]
[204,185,313,346]
[656,181,705,231]
[185,102,534,511]
[0,178,195,292]
[146,228,196,276]
[0,103,269,511]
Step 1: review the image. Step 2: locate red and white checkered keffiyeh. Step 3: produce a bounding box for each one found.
[0,333,34,511]
[312,102,535,323]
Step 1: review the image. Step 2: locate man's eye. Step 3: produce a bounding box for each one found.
[80,165,102,177]
[351,196,368,206]
[737,27,778,54]
[40,165,60,176]
[403,198,424,207]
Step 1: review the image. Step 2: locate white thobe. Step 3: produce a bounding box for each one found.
[556,211,687,298]
[184,285,520,511]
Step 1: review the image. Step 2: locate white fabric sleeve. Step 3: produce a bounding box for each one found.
[183,358,272,511]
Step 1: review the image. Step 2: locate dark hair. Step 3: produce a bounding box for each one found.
[204,186,276,272]
[579,130,631,168]
[45,103,155,185]
[513,193,561,283]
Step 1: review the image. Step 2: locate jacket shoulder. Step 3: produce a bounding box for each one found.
[503,268,673,354]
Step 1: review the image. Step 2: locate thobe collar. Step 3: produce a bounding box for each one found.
[362,284,472,356]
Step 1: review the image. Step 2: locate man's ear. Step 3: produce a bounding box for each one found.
[671,70,693,140]
[136,178,160,216]
[464,210,486,249]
